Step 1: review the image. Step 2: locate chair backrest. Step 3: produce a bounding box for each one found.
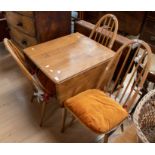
[3,38,45,91]
[96,39,152,112]
[89,14,118,49]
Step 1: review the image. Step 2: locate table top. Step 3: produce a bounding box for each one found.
[24,32,115,84]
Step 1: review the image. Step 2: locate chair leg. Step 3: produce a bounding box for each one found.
[121,124,124,132]
[40,101,47,127]
[95,134,105,142]
[104,129,116,143]
[104,134,109,143]
[61,108,67,133]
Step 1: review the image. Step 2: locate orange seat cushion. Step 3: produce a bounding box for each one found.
[64,89,128,134]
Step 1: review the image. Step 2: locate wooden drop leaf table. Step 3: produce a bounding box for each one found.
[24,32,115,105]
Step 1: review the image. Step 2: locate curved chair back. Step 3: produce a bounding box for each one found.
[89,14,118,49]
[3,38,45,91]
[97,39,152,112]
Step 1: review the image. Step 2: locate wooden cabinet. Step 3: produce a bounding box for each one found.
[5,11,71,48]
[140,12,155,53]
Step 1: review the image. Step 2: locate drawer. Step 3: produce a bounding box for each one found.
[142,18,155,34]
[6,12,35,37]
[9,26,37,48]
[15,11,33,18]
[140,30,155,46]
[147,12,155,19]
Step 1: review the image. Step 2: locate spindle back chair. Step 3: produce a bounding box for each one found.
[89,14,118,49]
[61,39,152,142]
[3,38,51,126]
[97,39,152,111]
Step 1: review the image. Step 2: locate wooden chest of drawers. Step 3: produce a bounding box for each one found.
[5,11,71,49]
[140,12,155,53]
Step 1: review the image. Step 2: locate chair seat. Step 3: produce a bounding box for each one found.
[64,89,128,133]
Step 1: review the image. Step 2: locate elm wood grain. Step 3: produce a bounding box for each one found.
[0,43,137,142]
[6,12,35,37]
[75,20,130,51]
[3,38,56,126]
[75,21,155,88]
[75,20,132,80]
[24,32,114,83]
[89,14,118,49]
[56,61,108,104]
[75,20,143,81]
[24,32,114,104]
[61,39,152,143]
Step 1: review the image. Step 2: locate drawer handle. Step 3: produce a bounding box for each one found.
[150,36,155,41]
[17,22,23,27]
[21,40,27,45]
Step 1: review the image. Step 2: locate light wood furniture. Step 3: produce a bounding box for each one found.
[61,39,152,142]
[79,11,155,53]
[5,11,71,49]
[0,44,137,143]
[89,14,118,49]
[78,11,145,35]
[75,20,133,81]
[24,32,115,105]
[130,51,155,115]
[75,20,130,51]
[3,38,55,126]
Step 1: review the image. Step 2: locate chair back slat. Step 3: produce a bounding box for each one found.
[89,14,118,49]
[104,17,112,46]
[123,65,145,105]
[96,39,152,112]
[119,50,147,103]
[98,19,107,43]
[114,46,141,99]
[111,46,132,93]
